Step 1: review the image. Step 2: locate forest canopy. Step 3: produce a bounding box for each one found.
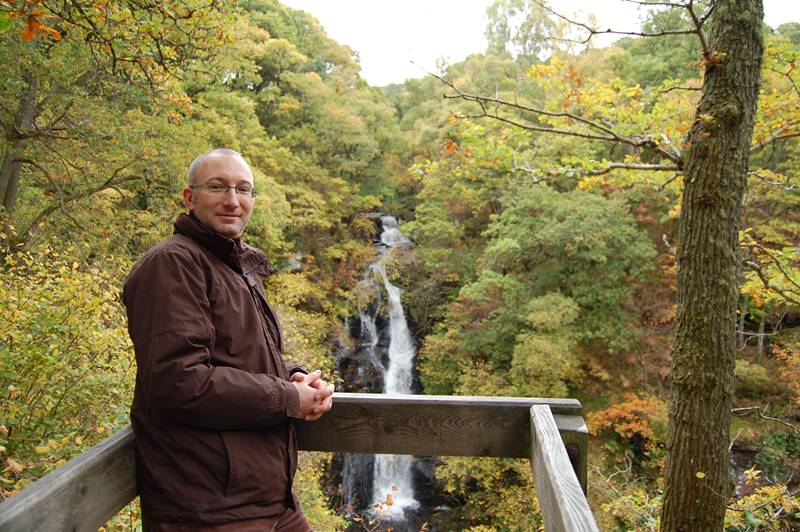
[1,0,798,530]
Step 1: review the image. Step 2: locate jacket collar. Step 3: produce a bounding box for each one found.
[173,213,275,277]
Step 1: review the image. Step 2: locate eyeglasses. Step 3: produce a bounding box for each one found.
[190,183,257,198]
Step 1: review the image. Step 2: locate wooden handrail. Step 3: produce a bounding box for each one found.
[0,393,598,531]
[0,426,135,532]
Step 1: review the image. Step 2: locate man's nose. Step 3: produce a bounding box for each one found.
[221,187,240,206]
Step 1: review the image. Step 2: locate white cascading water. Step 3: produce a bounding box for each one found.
[370,216,418,517]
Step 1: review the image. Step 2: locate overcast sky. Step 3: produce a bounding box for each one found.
[282,0,800,86]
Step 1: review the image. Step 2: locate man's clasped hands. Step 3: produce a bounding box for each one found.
[290,370,334,421]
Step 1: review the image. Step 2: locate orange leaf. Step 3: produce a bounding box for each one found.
[22,16,41,41]
[442,139,458,155]
[41,23,61,41]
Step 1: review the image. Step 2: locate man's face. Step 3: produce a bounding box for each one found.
[183,153,254,239]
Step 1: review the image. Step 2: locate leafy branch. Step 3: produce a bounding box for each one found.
[434,71,682,166]
[13,159,140,243]
[741,241,800,305]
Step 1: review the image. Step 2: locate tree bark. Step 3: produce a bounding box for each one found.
[660,1,763,530]
[0,72,38,213]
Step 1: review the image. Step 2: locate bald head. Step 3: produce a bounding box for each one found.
[188,148,252,187]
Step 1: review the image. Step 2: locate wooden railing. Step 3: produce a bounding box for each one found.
[0,393,598,531]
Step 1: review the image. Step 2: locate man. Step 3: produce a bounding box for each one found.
[124,148,333,531]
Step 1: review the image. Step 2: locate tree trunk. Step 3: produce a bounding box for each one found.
[660,1,763,530]
[756,311,766,361]
[0,72,38,213]
[737,296,747,350]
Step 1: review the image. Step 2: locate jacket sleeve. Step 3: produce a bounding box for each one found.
[124,247,300,430]
[285,362,307,377]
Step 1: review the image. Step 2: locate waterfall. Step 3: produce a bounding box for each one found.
[370,261,418,517]
[339,215,419,522]
[371,216,418,517]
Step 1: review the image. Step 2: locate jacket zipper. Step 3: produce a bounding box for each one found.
[240,270,296,504]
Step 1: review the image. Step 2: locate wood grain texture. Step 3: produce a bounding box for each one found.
[296,393,584,458]
[0,426,136,532]
[530,406,598,532]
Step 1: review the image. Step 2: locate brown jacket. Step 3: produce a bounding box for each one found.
[124,213,304,525]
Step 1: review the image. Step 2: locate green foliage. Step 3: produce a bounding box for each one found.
[485,0,556,62]
[0,242,133,496]
[599,485,661,531]
[755,431,800,482]
[419,183,655,403]
[778,22,800,46]
[294,452,348,530]
[607,7,702,86]
[725,481,800,531]
[482,184,656,350]
[510,293,582,397]
[434,457,542,531]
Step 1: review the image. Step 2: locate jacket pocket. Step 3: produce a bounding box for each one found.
[219,428,289,504]
[218,431,232,496]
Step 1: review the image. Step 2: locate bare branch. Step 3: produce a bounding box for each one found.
[684,0,712,60]
[433,70,681,164]
[750,129,800,154]
[656,172,682,191]
[531,0,701,46]
[732,406,800,433]
[455,108,621,142]
[16,158,65,196]
[698,0,720,25]
[511,154,548,184]
[659,85,702,94]
[744,259,800,305]
[587,162,679,175]
[662,233,677,257]
[622,0,689,7]
[749,171,796,190]
[768,66,800,97]
[744,242,800,293]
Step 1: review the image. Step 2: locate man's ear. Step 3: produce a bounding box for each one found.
[182,187,194,210]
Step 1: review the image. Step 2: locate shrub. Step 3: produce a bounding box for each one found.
[755,431,800,482]
[588,394,668,473]
[734,359,771,398]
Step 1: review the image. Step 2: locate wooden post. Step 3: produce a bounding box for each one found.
[530,405,598,532]
[554,414,589,493]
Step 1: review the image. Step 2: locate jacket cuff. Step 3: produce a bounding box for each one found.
[285,381,301,419]
[286,362,307,377]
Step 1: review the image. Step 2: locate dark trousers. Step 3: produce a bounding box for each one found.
[142,506,314,532]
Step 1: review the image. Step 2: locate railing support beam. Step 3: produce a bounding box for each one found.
[530,405,598,532]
